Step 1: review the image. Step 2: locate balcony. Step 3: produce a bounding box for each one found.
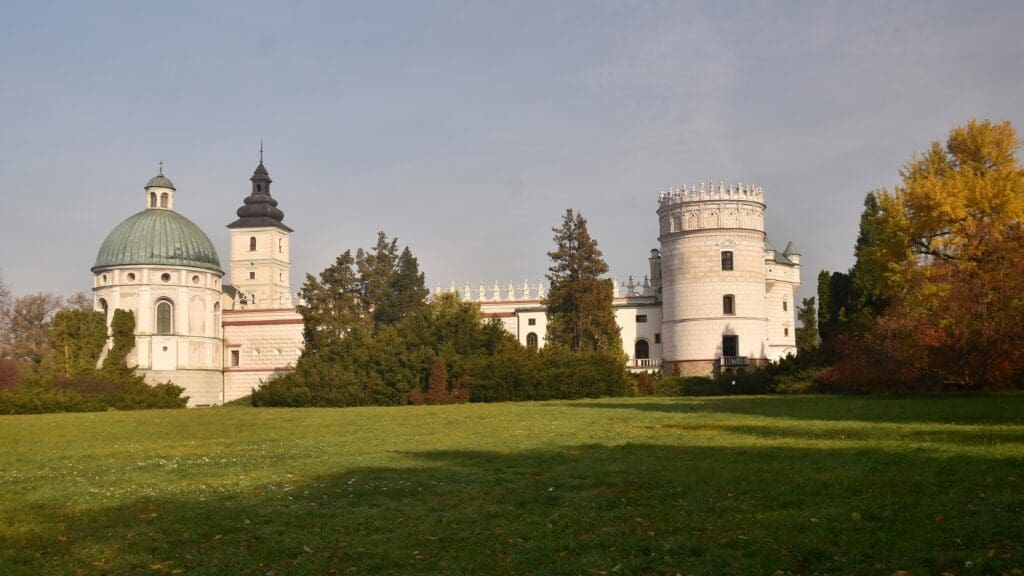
[719,356,749,368]
[628,358,662,371]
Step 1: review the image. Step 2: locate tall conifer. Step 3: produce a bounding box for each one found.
[544,209,621,354]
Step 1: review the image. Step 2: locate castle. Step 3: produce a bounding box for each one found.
[91,160,799,406]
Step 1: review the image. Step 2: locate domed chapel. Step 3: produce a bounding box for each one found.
[92,161,800,406]
[92,158,304,406]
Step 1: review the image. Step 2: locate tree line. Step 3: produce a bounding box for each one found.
[253,210,628,406]
[0,277,186,413]
[811,119,1024,391]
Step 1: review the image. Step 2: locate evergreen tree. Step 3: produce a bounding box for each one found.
[297,250,365,354]
[101,309,137,379]
[795,297,818,353]
[357,233,428,328]
[544,209,621,354]
[49,309,107,377]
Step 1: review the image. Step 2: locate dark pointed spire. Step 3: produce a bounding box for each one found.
[227,150,292,231]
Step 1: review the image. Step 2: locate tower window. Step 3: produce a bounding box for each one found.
[249,237,257,251]
[721,251,734,271]
[783,301,788,311]
[279,238,283,253]
[156,299,173,334]
[160,193,168,208]
[636,314,648,323]
[149,193,157,208]
[256,184,262,193]
[230,349,240,367]
[723,294,735,316]
[784,327,789,337]
[526,332,538,349]
[655,333,661,344]
[249,271,256,280]
[528,318,536,326]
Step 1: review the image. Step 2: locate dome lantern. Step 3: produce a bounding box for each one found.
[145,162,176,210]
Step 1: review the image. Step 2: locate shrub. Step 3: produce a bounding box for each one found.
[0,375,187,414]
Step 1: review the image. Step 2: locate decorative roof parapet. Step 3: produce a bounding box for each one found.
[658,180,765,207]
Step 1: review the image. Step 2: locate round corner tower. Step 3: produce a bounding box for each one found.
[657,181,770,376]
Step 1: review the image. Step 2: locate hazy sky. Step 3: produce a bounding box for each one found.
[1,1,1022,304]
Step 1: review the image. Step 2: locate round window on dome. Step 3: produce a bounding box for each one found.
[192,275,201,285]
[127,272,136,282]
[161,273,171,283]
[101,274,108,284]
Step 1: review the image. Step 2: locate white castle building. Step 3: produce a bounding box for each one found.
[451,181,800,376]
[92,161,799,406]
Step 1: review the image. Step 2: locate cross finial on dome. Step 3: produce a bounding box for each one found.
[259,140,263,164]
[158,160,164,176]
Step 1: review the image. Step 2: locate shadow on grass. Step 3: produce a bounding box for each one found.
[3,442,1021,576]
[567,394,1024,425]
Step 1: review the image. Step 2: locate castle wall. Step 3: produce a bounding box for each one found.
[144,369,223,407]
[221,308,304,402]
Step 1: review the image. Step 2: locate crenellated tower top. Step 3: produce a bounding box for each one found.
[658,180,765,207]
[657,180,767,237]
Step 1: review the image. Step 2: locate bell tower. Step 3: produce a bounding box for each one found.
[227,148,293,309]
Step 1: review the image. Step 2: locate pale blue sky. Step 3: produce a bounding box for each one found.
[1,1,1022,304]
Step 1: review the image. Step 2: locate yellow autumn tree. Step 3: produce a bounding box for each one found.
[863,119,1024,294]
[838,120,1024,390]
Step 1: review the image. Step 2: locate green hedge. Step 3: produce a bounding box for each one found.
[0,376,187,414]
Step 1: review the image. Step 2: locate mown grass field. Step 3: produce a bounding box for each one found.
[1,395,1022,575]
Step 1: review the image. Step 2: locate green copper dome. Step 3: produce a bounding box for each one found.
[93,209,222,273]
[145,174,176,190]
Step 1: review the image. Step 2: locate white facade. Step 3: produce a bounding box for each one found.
[457,180,800,376]
[92,163,304,406]
[93,168,800,407]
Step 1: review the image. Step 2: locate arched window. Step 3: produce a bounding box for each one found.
[149,193,157,208]
[278,238,283,253]
[249,236,257,251]
[156,299,173,334]
[635,339,650,360]
[160,193,168,208]
[99,298,109,324]
[526,332,538,349]
[723,294,735,316]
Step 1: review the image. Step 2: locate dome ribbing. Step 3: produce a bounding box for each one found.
[93,209,222,273]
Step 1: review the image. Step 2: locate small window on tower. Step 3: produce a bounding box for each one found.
[721,251,734,271]
[655,333,661,344]
[249,237,257,251]
[160,193,168,208]
[279,238,283,253]
[249,271,256,280]
[783,301,788,311]
[723,295,735,316]
[149,193,157,208]
[784,327,790,337]
[230,349,240,367]
[636,314,648,323]
[528,318,536,326]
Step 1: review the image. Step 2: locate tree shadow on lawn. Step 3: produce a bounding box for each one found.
[3,442,1021,576]
[568,394,1024,425]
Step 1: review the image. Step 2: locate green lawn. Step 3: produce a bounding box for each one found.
[1,396,1022,575]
